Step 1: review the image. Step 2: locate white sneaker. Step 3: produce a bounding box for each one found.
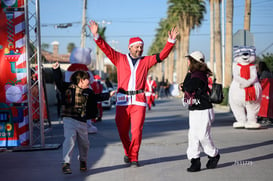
[87,120,98,134]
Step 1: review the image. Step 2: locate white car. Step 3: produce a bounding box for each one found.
[101,82,112,110]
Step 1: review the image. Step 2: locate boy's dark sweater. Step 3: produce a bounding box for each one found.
[53,67,110,122]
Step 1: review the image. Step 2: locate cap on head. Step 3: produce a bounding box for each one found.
[186,51,205,63]
[128,37,143,47]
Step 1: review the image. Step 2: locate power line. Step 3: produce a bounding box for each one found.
[39,31,273,39]
[258,42,273,56]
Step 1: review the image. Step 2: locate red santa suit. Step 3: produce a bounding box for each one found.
[91,75,103,122]
[145,76,157,110]
[94,35,175,162]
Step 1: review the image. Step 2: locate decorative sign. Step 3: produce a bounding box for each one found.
[0,0,29,147]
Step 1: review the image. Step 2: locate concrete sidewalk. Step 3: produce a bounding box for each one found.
[1,97,273,181]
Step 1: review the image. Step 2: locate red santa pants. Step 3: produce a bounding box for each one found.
[146,95,152,109]
[152,94,156,104]
[115,105,146,162]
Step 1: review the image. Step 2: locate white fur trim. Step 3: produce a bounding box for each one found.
[65,70,94,83]
[168,38,176,44]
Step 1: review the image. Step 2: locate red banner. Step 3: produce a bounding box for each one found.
[0,0,28,147]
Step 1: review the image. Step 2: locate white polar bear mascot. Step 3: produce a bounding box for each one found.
[65,47,98,133]
[229,46,262,129]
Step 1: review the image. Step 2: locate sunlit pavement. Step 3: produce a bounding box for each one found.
[1,97,273,181]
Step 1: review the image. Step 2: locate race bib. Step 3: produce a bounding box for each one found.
[116,93,129,105]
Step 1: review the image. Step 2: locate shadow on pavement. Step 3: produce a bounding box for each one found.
[84,139,273,175]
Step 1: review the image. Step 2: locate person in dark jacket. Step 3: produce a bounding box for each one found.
[256,61,273,126]
[257,61,273,80]
[52,62,109,174]
[180,51,220,172]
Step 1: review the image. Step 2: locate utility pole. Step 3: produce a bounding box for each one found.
[244,0,251,31]
[80,0,87,48]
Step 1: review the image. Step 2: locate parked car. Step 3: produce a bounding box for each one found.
[101,82,112,110]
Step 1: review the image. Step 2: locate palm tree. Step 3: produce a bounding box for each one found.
[209,0,215,72]
[96,26,107,75]
[224,0,233,88]
[167,51,175,83]
[167,0,206,83]
[214,0,222,84]
[149,18,172,82]
[244,0,251,31]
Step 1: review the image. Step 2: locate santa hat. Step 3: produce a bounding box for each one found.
[65,64,94,83]
[70,47,92,65]
[128,37,143,47]
[94,75,101,80]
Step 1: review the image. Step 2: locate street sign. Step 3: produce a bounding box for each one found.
[233,29,254,46]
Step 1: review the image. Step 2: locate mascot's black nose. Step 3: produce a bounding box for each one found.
[243,52,249,56]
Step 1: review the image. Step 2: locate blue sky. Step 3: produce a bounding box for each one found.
[40,0,273,60]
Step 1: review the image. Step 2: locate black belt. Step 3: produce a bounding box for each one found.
[118,88,144,95]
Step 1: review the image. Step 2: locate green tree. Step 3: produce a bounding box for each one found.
[257,53,273,71]
[67,42,75,53]
[148,18,171,82]
[41,43,49,51]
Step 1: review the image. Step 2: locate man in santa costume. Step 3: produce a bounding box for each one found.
[145,75,157,110]
[88,20,178,167]
[91,75,103,122]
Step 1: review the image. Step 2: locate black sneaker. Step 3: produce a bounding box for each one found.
[80,161,87,172]
[130,161,140,168]
[62,163,72,174]
[206,154,220,169]
[124,155,130,164]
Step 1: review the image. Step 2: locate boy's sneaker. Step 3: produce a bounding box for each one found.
[80,161,87,172]
[62,163,72,174]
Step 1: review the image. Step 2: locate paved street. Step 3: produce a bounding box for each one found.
[1,97,273,181]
